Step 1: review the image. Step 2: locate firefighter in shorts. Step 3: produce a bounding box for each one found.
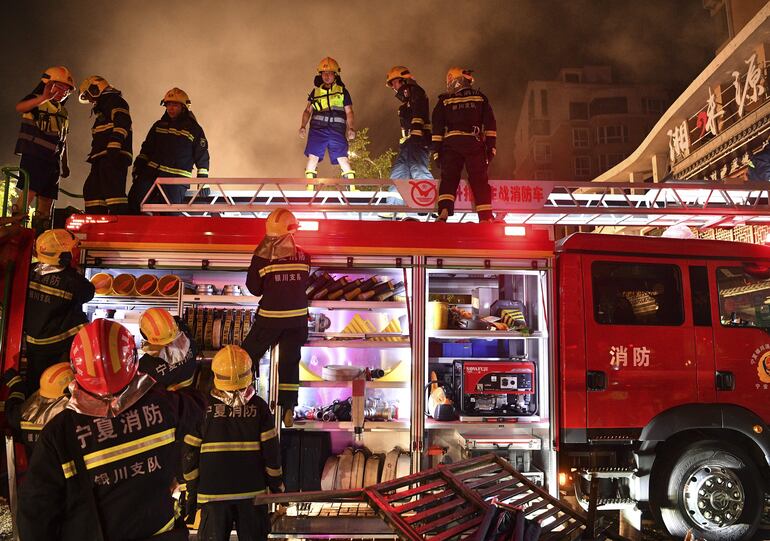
[18,319,205,540]
[138,307,197,391]
[78,76,133,214]
[241,209,309,427]
[182,345,283,540]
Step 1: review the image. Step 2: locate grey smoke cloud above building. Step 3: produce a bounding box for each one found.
[0,0,716,208]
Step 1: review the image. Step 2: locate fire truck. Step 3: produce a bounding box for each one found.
[4,177,770,540]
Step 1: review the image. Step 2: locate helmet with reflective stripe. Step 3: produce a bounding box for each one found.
[39,362,75,399]
[160,87,191,108]
[386,66,413,87]
[317,57,340,74]
[139,307,180,346]
[78,75,110,103]
[211,345,252,391]
[36,228,78,265]
[42,66,75,90]
[446,67,474,90]
[70,319,137,396]
[265,208,298,237]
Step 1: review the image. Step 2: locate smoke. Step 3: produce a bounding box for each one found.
[0,0,716,209]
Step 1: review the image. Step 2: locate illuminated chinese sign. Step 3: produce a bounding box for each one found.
[393,179,555,210]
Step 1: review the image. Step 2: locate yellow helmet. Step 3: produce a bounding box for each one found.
[386,66,413,87]
[78,76,110,103]
[139,307,180,346]
[160,87,191,108]
[446,67,474,88]
[317,57,340,74]
[41,66,75,90]
[39,362,75,399]
[36,229,78,265]
[212,345,253,391]
[265,208,299,237]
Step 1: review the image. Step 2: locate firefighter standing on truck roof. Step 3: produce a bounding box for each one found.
[386,66,433,181]
[431,67,497,222]
[299,57,356,184]
[24,229,94,396]
[138,307,197,391]
[182,345,283,540]
[241,208,309,428]
[5,362,74,457]
[78,75,133,215]
[14,66,75,235]
[128,88,210,214]
[18,319,205,541]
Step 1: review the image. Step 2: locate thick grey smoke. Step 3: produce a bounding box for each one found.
[0,0,717,209]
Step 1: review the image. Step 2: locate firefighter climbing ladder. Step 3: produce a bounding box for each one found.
[142,177,770,228]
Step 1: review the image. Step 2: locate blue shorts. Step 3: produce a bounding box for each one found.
[305,126,348,165]
[18,154,60,200]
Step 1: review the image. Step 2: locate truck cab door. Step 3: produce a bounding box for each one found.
[582,257,698,434]
[710,262,770,419]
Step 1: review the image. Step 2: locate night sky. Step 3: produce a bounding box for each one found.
[0,1,719,208]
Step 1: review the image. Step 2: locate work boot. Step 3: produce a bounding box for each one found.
[305,170,317,191]
[342,170,356,191]
[435,209,449,223]
[283,407,295,428]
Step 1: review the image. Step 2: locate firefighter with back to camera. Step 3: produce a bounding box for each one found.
[138,307,197,391]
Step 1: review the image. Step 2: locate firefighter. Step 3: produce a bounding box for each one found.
[18,319,205,540]
[14,66,75,234]
[386,66,433,181]
[299,57,356,184]
[128,88,210,214]
[78,76,133,214]
[5,362,73,457]
[182,345,283,540]
[241,209,309,427]
[138,307,197,391]
[431,67,497,222]
[24,228,94,396]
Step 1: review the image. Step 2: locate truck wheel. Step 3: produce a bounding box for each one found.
[656,440,762,540]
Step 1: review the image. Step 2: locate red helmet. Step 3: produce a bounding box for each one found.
[70,319,137,395]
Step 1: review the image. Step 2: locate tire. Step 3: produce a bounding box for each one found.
[653,439,762,541]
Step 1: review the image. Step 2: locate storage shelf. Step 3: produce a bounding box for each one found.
[300,380,409,389]
[428,330,547,340]
[305,339,410,349]
[182,295,406,310]
[424,418,549,431]
[291,420,410,432]
[88,295,178,308]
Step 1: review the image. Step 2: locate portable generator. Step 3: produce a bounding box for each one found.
[452,360,537,418]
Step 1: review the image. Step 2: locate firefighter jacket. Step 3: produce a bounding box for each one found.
[182,389,283,505]
[24,264,95,352]
[139,317,197,391]
[246,247,310,329]
[15,91,68,163]
[308,83,352,133]
[18,384,205,541]
[87,89,133,165]
[7,389,69,456]
[1,369,26,424]
[133,109,209,180]
[396,82,431,147]
[431,88,496,154]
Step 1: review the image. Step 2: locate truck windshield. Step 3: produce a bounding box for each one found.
[717,266,770,328]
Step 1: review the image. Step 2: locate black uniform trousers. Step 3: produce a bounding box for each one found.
[25,343,70,397]
[241,325,307,408]
[198,501,269,541]
[128,173,188,215]
[438,141,493,221]
[83,153,129,214]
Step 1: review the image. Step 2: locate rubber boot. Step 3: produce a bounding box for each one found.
[435,208,449,223]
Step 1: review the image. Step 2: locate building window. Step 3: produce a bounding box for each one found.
[642,97,667,115]
[572,128,590,148]
[569,102,589,120]
[589,96,628,116]
[716,266,770,328]
[534,170,553,180]
[596,125,629,144]
[529,118,550,137]
[592,261,683,326]
[574,156,591,178]
[597,153,626,171]
[533,143,551,163]
[541,89,549,116]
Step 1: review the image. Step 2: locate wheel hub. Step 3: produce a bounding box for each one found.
[683,465,744,529]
